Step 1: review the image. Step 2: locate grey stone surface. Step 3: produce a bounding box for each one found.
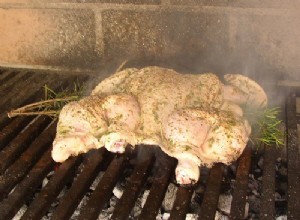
[101,8,300,80]
[101,9,230,74]
[170,0,228,6]
[0,4,300,80]
[0,0,160,4]
[170,0,300,8]
[69,0,160,4]
[0,8,100,70]
[228,12,300,81]
[228,0,300,9]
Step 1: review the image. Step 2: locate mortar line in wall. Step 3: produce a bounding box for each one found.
[0,63,98,75]
[95,11,104,61]
[0,3,299,16]
[228,13,238,52]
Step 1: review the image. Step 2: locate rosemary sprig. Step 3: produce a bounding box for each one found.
[245,107,284,147]
[7,61,127,119]
[8,81,85,119]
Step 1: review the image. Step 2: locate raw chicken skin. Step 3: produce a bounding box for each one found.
[52,94,140,162]
[52,66,267,185]
[161,108,251,184]
[92,67,224,141]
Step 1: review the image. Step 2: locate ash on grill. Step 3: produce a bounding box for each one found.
[0,69,299,220]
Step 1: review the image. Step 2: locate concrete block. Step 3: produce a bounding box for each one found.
[68,0,161,4]
[0,0,160,4]
[228,12,300,80]
[0,8,100,71]
[228,0,300,9]
[101,9,230,73]
[170,0,228,6]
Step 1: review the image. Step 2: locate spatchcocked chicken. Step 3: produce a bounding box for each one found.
[52,66,267,185]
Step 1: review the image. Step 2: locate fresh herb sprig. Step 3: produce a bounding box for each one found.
[245,107,284,147]
[7,61,128,119]
[8,81,85,119]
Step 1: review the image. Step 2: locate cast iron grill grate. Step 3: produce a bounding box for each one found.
[0,68,299,220]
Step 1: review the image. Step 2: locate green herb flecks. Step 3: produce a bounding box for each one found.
[245,107,284,147]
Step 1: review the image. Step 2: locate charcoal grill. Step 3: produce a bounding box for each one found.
[0,68,299,220]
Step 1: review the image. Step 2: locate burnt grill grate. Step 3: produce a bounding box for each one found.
[0,68,299,220]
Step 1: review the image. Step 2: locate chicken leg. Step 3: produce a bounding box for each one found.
[161,108,251,185]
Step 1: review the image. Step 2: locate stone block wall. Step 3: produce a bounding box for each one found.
[0,1,300,80]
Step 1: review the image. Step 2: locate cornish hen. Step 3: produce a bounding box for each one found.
[52,66,267,185]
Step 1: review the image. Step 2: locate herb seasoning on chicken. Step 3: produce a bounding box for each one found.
[52,66,267,185]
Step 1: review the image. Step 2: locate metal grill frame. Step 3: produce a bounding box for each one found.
[0,68,299,220]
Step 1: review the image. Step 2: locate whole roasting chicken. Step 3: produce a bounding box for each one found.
[52,66,267,184]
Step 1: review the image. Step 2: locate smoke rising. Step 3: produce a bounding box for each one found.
[85,6,300,108]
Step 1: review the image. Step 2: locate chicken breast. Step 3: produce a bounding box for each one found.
[93,66,224,143]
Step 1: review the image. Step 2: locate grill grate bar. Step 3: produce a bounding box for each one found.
[21,156,82,220]
[0,121,56,201]
[0,73,40,108]
[0,116,51,174]
[0,116,33,150]
[51,148,107,220]
[286,93,300,220]
[169,186,193,220]
[0,74,88,131]
[77,154,129,220]
[0,71,32,94]
[1,68,297,219]
[0,70,11,82]
[111,147,155,220]
[0,149,54,220]
[260,146,278,220]
[0,72,69,114]
[0,114,9,130]
[0,74,84,129]
[198,164,224,220]
[230,145,252,220]
[0,70,19,85]
[139,153,177,220]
